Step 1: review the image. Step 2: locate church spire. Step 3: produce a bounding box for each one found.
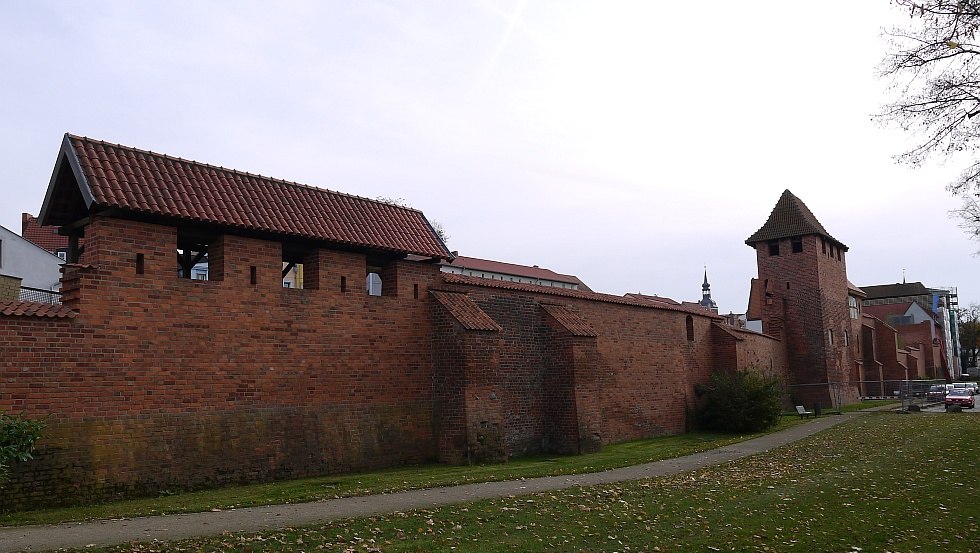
[699,267,718,313]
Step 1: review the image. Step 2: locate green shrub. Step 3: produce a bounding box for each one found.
[696,369,782,433]
[0,412,45,486]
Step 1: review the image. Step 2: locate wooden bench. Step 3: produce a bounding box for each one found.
[795,405,815,419]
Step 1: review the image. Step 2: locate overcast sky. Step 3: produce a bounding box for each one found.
[1,1,976,311]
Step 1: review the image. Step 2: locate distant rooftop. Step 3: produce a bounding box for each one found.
[860,282,930,300]
[442,255,591,291]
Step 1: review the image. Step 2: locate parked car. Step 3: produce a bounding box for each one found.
[944,389,975,410]
[927,385,947,401]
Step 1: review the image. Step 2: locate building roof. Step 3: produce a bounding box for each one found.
[860,282,930,300]
[624,293,681,307]
[441,273,722,318]
[39,134,451,260]
[863,302,917,321]
[540,303,598,337]
[0,300,76,318]
[847,280,865,297]
[444,255,591,290]
[745,189,847,249]
[429,290,502,331]
[21,213,71,253]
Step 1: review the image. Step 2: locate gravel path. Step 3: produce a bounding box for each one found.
[0,413,858,552]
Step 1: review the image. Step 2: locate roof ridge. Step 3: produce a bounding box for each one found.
[67,134,427,215]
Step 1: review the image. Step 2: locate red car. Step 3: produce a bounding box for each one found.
[944,389,975,410]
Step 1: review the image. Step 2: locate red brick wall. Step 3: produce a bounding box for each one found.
[754,235,857,405]
[2,215,790,509]
[438,284,782,450]
[1,217,441,509]
[895,322,940,377]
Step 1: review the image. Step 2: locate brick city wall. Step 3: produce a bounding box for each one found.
[0,216,440,510]
[433,282,788,452]
[1,216,789,510]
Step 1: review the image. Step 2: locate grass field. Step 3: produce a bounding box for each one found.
[50,408,978,552]
[2,418,816,527]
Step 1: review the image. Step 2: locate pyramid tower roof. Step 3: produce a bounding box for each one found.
[745,190,847,250]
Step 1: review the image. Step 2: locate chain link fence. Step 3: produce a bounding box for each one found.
[787,379,946,414]
[18,286,62,304]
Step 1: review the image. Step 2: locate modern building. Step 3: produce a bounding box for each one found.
[0,223,63,294]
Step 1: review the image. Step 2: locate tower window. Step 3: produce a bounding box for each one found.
[686,315,695,342]
[828,329,834,345]
[767,241,780,256]
[791,236,803,253]
[821,238,826,254]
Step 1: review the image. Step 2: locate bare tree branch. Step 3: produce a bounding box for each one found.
[879,2,980,245]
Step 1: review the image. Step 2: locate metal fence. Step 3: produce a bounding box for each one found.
[785,380,948,414]
[18,286,62,304]
[894,379,949,411]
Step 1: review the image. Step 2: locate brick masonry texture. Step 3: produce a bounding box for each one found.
[1,216,790,510]
[1,217,439,509]
[0,274,21,301]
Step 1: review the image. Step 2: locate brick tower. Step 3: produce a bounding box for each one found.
[745,190,854,407]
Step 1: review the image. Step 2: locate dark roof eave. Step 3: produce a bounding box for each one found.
[744,233,849,251]
[38,134,96,227]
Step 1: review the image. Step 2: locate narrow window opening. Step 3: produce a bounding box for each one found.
[791,236,803,253]
[844,330,849,346]
[413,283,419,299]
[341,276,347,293]
[828,329,834,345]
[685,315,695,342]
[282,261,303,289]
[786,281,791,290]
[767,240,779,256]
[136,253,145,275]
[821,238,827,254]
[836,249,841,261]
[250,266,257,285]
[175,229,210,280]
[366,272,382,296]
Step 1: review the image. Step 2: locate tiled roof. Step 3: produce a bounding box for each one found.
[745,189,846,249]
[624,293,681,306]
[21,213,73,253]
[441,273,722,318]
[863,302,914,320]
[847,280,865,297]
[859,282,930,300]
[444,256,590,290]
[42,134,450,259]
[430,290,502,331]
[0,300,77,318]
[540,303,597,337]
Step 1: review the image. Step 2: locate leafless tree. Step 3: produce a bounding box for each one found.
[879,1,980,242]
[957,302,980,368]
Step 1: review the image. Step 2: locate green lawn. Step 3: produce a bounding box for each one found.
[0,418,808,527]
[67,410,979,552]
